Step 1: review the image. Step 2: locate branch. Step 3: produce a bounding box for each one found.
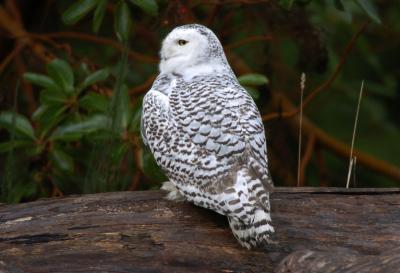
[225,35,273,50]
[39,32,158,64]
[0,43,24,74]
[129,74,156,95]
[262,21,369,122]
[0,6,52,63]
[0,6,27,38]
[274,92,400,183]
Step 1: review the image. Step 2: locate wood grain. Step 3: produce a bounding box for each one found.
[0,188,399,273]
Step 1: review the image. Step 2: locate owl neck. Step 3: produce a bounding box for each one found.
[183,63,233,80]
[160,59,234,81]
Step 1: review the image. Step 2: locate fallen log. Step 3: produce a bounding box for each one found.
[0,187,399,273]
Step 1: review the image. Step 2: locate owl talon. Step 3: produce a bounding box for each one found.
[161,181,186,202]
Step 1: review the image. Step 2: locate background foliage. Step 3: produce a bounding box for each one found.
[0,0,399,203]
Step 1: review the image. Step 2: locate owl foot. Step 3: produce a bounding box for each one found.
[161,181,186,202]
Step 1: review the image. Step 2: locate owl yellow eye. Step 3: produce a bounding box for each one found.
[178,39,188,46]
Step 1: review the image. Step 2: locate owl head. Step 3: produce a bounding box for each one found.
[159,24,230,75]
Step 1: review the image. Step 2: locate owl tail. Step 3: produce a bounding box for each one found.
[228,209,274,249]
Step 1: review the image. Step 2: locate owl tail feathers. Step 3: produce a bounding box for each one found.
[228,209,275,249]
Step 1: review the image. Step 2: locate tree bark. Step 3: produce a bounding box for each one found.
[0,187,399,273]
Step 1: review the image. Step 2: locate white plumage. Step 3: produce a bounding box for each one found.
[141,24,274,248]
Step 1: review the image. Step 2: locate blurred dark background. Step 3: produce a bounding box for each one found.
[0,0,399,203]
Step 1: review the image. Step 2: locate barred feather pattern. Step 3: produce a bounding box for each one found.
[141,24,274,248]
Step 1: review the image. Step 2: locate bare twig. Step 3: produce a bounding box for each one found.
[297,73,306,187]
[346,81,364,188]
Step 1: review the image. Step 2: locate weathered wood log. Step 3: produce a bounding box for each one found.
[0,187,399,273]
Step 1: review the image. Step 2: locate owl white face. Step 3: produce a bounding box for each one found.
[159,28,210,74]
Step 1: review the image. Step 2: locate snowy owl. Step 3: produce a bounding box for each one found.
[141,24,274,248]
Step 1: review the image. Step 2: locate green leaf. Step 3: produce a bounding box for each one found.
[340,1,353,23]
[33,105,52,121]
[78,62,91,78]
[0,111,35,140]
[354,0,382,24]
[79,93,109,112]
[277,0,295,10]
[119,84,131,129]
[51,114,109,140]
[366,79,396,98]
[128,98,143,133]
[26,145,44,157]
[47,59,75,94]
[39,89,67,105]
[93,0,108,33]
[0,140,34,153]
[81,67,110,90]
[32,106,46,122]
[244,86,260,100]
[129,0,158,16]
[7,180,37,204]
[108,84,131,131]
[62,0,100,25]
[334,0,345,11]
[110,142,129,164]
[238,73,269,86]
[114,1,132,43]
[50,149,74,173]
[33,105,67,137]
[23,73,60,92]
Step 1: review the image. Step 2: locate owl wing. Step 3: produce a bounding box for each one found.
[238,86,274,190]
[141,88,171,158]
[141,74,176,148]
[140,111,148,147]
[170,77,273,190]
